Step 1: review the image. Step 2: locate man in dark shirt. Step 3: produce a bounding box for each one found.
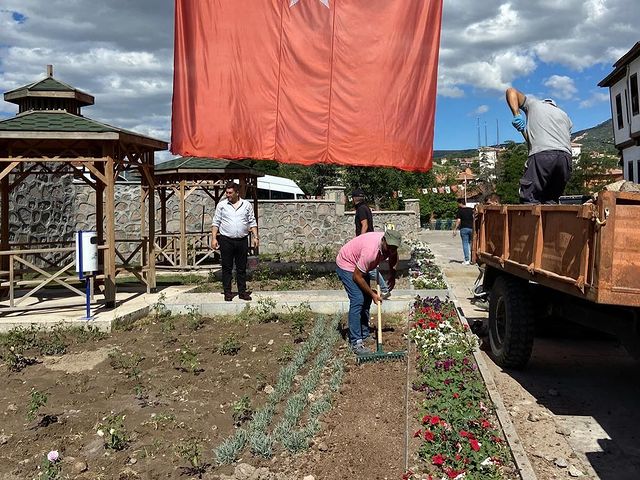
[452,198,474,265]
[353,188,374,236]
[351,188,390,298]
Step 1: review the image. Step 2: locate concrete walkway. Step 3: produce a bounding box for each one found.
[0,285,193,333]
[166,288,448,316]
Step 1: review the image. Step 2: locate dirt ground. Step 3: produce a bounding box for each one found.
[0,309,411,480]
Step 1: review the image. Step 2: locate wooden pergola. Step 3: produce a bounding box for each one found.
[154,157,262,269]
[0,66,167,308]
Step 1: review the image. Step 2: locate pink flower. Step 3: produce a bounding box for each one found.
[47,450,59,462]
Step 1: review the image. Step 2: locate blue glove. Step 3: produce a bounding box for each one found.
[512,114,525,132]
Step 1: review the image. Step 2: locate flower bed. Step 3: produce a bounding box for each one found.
[405,297,518,480]
[407,241,447,290]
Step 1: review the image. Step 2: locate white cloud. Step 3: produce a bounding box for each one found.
[440,0,639,93]
[463,3,520,43]
[0,0,638,145]
[543,75,577,100]
[473,105,490,115]
[579,92,610,108]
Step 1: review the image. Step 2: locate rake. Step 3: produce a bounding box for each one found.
[357,286,406,364]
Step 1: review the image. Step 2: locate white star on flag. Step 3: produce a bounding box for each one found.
[290,0,330,8]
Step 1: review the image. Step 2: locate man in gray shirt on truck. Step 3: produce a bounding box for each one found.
[506,87,573,204]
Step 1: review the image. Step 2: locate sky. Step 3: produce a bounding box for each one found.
[0,0,638,160]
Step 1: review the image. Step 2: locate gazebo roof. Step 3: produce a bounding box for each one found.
[4,75,95,107]
[155,156,263,177]
[0,110,167,150]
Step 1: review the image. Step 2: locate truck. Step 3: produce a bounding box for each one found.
[473,191,640,368]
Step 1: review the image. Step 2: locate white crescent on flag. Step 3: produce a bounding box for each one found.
[289,0,330,7]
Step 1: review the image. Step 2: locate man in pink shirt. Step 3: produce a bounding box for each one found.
[336,230,401,355]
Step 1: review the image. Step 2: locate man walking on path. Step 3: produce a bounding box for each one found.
[336,230,401,355]
[453,198,474,265]
[211,182,259,301]
[506,87,573,204]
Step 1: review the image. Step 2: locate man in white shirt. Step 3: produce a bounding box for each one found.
[212,182,259,301]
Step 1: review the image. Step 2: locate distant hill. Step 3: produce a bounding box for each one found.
[434,119,616,159]
[433,148,477,159]
[571,119,617,155]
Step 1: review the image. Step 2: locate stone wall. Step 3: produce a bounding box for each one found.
[8,181,420,258]
[9,174,78,245]
[257,200,419,255]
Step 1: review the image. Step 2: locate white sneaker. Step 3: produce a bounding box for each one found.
[463,260,470,265]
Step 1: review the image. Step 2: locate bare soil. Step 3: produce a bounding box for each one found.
[0,311,411,480]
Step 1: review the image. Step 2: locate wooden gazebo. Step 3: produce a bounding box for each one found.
[0,66,167,308]
[154,157,262,269]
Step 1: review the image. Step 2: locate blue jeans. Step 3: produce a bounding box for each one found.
[460,227,473,262]
[368,269,389,293]
[336,267,372,345]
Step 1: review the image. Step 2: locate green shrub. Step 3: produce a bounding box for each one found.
[27,388,48,421]
[232,396,253,426]
[219,335,241,356]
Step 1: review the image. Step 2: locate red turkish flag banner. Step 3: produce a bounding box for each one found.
[171,0,443,172]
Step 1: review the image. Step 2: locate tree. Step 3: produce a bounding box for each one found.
[418,192,458,223]
[280,163,341,197]
[495,141,527,204]
[342,166,435,210]
[564,153,620,195]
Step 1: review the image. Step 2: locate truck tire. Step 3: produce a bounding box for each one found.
[488,275,535,368]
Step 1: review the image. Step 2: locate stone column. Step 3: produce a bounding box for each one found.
[323,186,346,216]
[404,198,421,231]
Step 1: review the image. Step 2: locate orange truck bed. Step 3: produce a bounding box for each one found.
[473,191,640,307]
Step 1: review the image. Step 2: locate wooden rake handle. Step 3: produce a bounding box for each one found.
[376,285,383,346]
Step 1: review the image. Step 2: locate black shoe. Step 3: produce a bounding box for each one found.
[224,292,233,302]
[238,292,252,301]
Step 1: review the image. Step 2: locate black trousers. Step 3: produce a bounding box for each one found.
[519,150,572,204]
[219,235,249,294]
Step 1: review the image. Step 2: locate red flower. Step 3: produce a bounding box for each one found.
[423,430,435,441]
[413,429,422,438]
[491,435,503,443]
[481,419,492,429]
[422,415,431,425]
[432,453,445,465]
[428,321,438,329]
[459,430,470,438]
[430,416,441,425]
[446,469,465,479]
[452,393,460,399]
[402,470,413,480]
[469,438,480,451]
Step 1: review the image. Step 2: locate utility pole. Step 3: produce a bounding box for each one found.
[484,122,488,147]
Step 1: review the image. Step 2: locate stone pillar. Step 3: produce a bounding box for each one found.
[323,186,346,216]
[404,198,421,231]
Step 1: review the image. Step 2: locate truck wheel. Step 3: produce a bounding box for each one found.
[488,275,534,368]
